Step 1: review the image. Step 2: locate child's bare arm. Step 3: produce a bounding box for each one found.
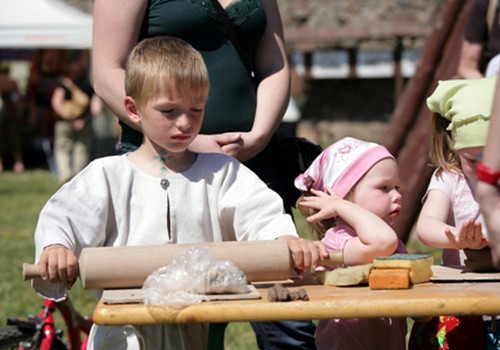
[416,190,456,248]
[417,190,488,250]
[299,188,399,265]
[277,236,329,278]
[38,244,78,286]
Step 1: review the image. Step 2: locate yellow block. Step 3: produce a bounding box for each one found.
[373,254,434,284]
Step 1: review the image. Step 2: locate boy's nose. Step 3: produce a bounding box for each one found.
[176,113,191,131]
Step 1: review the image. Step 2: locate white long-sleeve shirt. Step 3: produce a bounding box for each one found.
[33,153,297,349]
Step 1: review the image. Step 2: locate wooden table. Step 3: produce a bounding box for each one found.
[92,275,500,325]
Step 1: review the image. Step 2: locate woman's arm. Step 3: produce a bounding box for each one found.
[217,0,290,162]
[252,0,290,143]
[91,0,147,131]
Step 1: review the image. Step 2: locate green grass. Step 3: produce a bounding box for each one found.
[0,169,439,349]
[0,170,97,330]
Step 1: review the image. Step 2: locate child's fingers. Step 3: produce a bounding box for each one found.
[66,253,79,283]
[306,212,323,223]
[465,220,478,241]
[472,221,483,241]
[444,228,458,248]
[40,244,77,284]
[287,238,323,277]
[324,186,340,198]
[461,222,472,241]
[314,241,330,259]
[310,188,328,197]
[299,195,326,207]
[299,198,321,211]
[48,250,69,283]
[289,240,306,271]
[57,251,78,283]
[469,222,479,241]
[45,253,62,283]
[38,254,49,281]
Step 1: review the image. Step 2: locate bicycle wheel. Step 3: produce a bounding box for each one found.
[0,326,67,350]
[0,326,32,349]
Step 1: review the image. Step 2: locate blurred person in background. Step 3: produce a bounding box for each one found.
[51,60,98,184]
[458,0,500,78]
[0,63,25,173]
[27,49,65,178]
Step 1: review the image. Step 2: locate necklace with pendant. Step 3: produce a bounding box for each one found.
[154,151,173,190]
[160,177,169,190]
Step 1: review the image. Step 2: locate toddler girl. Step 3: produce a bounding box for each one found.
[295,136,407,350]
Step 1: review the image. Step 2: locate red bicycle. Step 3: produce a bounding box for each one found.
[0,296,92,350]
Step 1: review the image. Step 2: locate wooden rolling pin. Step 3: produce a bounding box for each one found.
[23,240,343,289]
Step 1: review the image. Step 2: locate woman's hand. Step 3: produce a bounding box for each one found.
[218,131,268,162]
[188,133,240,154]
[189,131,268,162]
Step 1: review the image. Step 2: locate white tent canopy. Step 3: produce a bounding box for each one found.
[0,0,92,49]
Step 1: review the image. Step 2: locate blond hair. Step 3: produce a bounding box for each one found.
[428,112,461,176]
[125,36,209,106]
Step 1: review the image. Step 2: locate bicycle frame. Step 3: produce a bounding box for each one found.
[32,297,92,350]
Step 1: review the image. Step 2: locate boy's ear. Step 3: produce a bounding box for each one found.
[124,96,141,123]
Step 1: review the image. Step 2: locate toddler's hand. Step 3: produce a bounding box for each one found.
[298,187,342,223]
[38,244,78,288]
[445,219,489,250]
[278,236,329,278]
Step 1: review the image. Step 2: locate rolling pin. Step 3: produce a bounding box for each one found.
[23,240,343,289]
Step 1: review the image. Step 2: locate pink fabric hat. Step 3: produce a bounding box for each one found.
[294,137,395,198]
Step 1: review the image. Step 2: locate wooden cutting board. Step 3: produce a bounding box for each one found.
[101,284,261,304]
[431,265,500,281]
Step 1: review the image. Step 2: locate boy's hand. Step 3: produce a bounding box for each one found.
[278,236,329,278]
[38,244,78,288]
[445,219,489,250]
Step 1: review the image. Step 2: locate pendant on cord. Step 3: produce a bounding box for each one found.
[160,178,169,190]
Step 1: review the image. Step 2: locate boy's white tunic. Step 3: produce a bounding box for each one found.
[33,153,297,350]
